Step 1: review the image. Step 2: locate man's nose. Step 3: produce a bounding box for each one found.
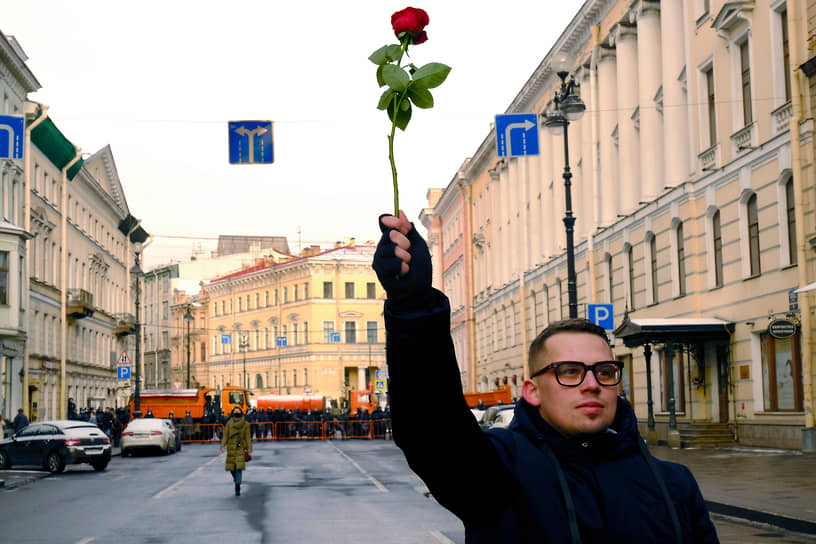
[579,368,602,391]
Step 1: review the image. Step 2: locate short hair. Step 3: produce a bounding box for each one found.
[528,318,609,374]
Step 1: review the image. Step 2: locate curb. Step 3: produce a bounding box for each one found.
[706,501,816,536]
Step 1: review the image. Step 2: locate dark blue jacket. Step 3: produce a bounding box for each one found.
[384,290,718,544]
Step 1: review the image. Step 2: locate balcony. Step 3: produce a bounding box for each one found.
[66,288,94,319]
[114,313,136,337]
[697,144,718,173]
[730,122,756,156]
[772,101,793,136]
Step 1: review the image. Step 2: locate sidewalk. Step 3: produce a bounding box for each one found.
[650,445,816,534]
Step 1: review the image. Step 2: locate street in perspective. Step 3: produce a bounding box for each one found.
[1,439,815,544]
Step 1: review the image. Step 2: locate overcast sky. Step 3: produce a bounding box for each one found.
[4,1,580,269]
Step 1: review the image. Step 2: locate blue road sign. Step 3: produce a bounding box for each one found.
[0,115,25,159]
[276,336,287,347]
[495,113,539,157]
[330,332,341,343]
[229,120,274,164]
[221,334,232,344]
[588,304,615,330]
[117,365,131,380]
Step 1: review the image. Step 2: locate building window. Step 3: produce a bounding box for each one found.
[367,321,378,344]
[238,297,242,312]
[162,301,169,319]
[322,321,335,343]
[345,321,356,344]
[162,276,170,293]
[304,368,308,386]
[304,283,309,299]
[739,40,752,126]
[221,300,226,315]
[618,354,633,406]
[676,222,686,297]
[294,285,298,302]
[254,293,259,308]
[0,251,8,305]
[660,348,685,413]
[649,235,658,304]
[747,194,761,276]
[200,342,206,362]
[303,322,309,344]
[265,290,269,306]
[705,67,717,147]
[606,254,613,303]
[264,328,269,349]
[712,211,723,287]
[786,178,797,266]
[345,282,355,299]
[293,368,297,387]
[366,282,376,299]
[282,287,288,304]
[274,289,278,306]
[246,294,250,310]
[292,323,298,345]
[627,246,635,311]
[761,332,803,412]
[323,281,333,299]
[282,370,287,387]
[162,331,169,349]
[781,8,791,101]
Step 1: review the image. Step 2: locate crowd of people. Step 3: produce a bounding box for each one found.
[66,398,128,447]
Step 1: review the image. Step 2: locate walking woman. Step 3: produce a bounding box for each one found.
[220,406,252,496]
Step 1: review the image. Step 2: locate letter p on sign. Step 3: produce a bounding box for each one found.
[588,304,614,330]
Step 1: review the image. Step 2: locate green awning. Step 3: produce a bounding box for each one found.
[30,117,83,180]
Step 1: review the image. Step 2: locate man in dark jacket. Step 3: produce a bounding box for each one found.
[373,212,719,544]
[12,408,29,433]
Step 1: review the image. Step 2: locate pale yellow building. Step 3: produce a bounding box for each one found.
[426,0,815,450]
[197,242,386,408]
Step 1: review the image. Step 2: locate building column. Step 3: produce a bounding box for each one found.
[661,0,690,188]
[550,125,565,254]
[580,64,597,239]
[537,118,554,260]
[597,46,619,226]
[499,161,511,285]
[635,1,664,201]
[614,23,641,214]
[488,166,501,290]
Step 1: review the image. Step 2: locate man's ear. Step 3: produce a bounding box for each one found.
[521,379,542,407]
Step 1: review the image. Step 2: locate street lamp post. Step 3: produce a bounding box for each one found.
[240,335,249,390]
[544,61,586,319]
[184,304,194,388]
[132,243,144,418]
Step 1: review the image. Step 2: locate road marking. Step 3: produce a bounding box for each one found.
[429,530,455,544]
[73,538,94,544]
[329,442,388,493]
[153,454,221,499]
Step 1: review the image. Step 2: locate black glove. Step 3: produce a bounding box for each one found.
[372,215,433,313]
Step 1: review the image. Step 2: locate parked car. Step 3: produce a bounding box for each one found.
[121,418,177,456]
[0,420,111,473]
[162,419,182,451]
[480,404,516,430]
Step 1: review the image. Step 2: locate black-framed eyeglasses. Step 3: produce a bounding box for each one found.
[530,361,624,387]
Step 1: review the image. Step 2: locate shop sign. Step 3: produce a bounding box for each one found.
[768,319,797,339]
[41,360,60,370]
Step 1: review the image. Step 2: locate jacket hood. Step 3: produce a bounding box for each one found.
[508,396,642,458]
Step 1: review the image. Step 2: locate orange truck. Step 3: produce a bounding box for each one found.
[463,385,512,408]
[255,390,376,417]
[129,386,250,421]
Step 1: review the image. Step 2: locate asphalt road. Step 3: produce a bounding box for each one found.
[1,440,814,543]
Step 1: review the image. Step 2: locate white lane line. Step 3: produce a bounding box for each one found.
[73,538,94,544]
[429,530,455,544]
[329,441,388,493]
[153,454,221,499]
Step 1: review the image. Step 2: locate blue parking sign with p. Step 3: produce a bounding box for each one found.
[588,304,614,330]
[117,365,131,380]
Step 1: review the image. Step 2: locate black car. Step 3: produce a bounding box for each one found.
[0,420,111,473]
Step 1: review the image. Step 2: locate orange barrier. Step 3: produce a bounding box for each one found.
[176,419,392,443]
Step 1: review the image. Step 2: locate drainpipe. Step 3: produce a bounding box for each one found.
[788,0,815,451]
[22,103,48,419]
[60,147,81,420]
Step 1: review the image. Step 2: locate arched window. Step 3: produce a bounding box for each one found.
[255,374,263,389]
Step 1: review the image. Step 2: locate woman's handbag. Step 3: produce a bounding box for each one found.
[244,450,252,462]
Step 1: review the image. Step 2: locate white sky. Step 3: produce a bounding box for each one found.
[4,1,580,270]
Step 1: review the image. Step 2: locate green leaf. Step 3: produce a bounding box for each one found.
[382,64,410,92]
[387,98,412,131]
[368,45,390,66]
[407,86,434,109]
[412,62,451,89]
[376,65,385,87]
[385,44,403,62]
[377,88,397,110]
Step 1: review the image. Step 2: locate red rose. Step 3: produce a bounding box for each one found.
[391,7,429,44]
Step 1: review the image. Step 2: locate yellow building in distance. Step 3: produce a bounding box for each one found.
[196,241,386,409]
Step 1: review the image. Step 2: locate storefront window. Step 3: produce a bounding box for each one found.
[761,332,802,411]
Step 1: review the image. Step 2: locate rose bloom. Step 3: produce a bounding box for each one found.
[391,7,429,44]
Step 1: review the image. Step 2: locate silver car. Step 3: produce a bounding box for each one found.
[0,420,111,473]
[121,418,178,456]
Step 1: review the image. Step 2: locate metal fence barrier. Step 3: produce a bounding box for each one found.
[174,420,392,443]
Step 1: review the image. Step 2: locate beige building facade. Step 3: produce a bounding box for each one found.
[199,243,386,408]
[427,0,815,450]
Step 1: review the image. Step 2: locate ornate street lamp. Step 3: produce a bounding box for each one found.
[131,242,144,418]
[544,55,586,319]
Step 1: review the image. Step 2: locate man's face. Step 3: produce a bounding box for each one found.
[522,331,618,438]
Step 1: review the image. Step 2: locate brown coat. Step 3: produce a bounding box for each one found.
[221,415,252,471]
